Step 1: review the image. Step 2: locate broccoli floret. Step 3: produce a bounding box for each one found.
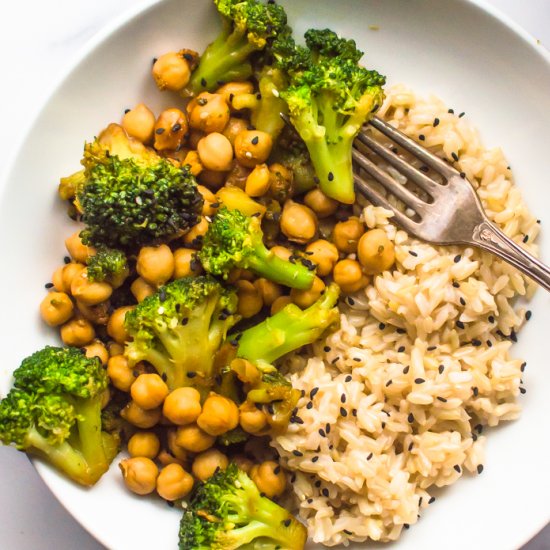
[124,276,239,393]
[236,283,340,364]
[179,463,307,549]
[188,0,288,95]
[62,124,203,250]
[0,346,118,486]
[198,207,315,289]
[277,29,386,204]
[86,247,129,288]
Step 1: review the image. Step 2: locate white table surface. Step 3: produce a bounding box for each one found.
[0,1,548,549]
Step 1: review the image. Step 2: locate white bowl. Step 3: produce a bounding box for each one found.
[0,1,548,549]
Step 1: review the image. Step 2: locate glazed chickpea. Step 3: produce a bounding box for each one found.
[270,245,293,262]
[253,278,282,307]
[236,280,263,319]
[249,460,286,498]
[119,457,158,495]
[357,229,396,274]
[107,356,138,392]
[290,276,325,309]
[107,306,133,344]
[175,424,216,453]
[121,400,162,429]
[122,103,156,144]
[70,269,113,306]
[245,164,271,197]
[83,340,109,365]
[130,277,155,303]
[56,262,85,294]
[305,240,339,277]
[182,150,203,176]
[280,200,318,244]
[152,51,192,92]
[270,295,292,315]
[182,217,209,246]
[304,188,338,218]
[333,259,368,294]
[76,300,110,326]
[216,81,255,107]
[40,292,74,326]
[198,169,227,190]
[192,449,229,481]
[136,244,174,286]
[239,402,268,434]
[166,429,191,462]
[127,432,161,459]
[188,92,230,134]
[222,117,249,146]
[52,265,67,293]
[197,132,233,172]
[60,317,95,347]
[173,248,202,279]
[197,393,239,436]
[332,217,365,254]
[154,108,188,151]
[232,455,254,474]
[131,374,169,410]
[234,130,272,167]
[197,184,218,217]
[163,387,202,426]
[157,449,184,467]
[65,231,95,264]
[108,341,124,356]
[157,463,194,500]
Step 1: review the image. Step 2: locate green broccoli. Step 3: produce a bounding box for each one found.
[61,123,203,250]
[198,207,315,289]
[86,247,129,288]
[179,463,307,549]
[277,29,386,204]
[124,276,240,393]
[188,0,288,95]
[0,346,118,486]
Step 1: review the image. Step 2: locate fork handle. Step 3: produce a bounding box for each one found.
[472,220,550,292]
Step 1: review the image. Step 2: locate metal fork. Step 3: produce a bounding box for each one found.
[353,116,550,292]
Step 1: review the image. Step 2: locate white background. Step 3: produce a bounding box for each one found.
[0,1,548,549]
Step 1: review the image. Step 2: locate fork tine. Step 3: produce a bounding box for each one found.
[369,116,459,178]
[353,173,419,234]
[352,148,427,213]
[355,131,442,198]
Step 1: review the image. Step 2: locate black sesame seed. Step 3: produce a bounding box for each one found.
[183,53,194,61]
[312,456,319,463]
[419,165,429,173]
[488,315,495,323]
[396,328,406,335]
[367,452,373,461]
[525,310,532,321]
[385,379,393,387]
[519,387,526,394]
[427,346,436,351]
[292,450,303,457]
[414,378,425,384]
[331,356,340,365]
[429,496,436,504]
[381,422,386,428]
[477,464,484,474]
[124,108,131,114]
[475,424,483,434]
[63,256,71,264]
[45,282,54,289]
[472,433,478,441]
[403,365,410,374]
[391,147,399,154]
[309,387,319,399]
[460,172,466,178]
[155,127,165,135]
[347,296,355,305]
[282,518,291,527]
[437,396,447,402]
[453,254,461,263]
[318,429,325,437]
[306,401,313,410]
[448,108,454,114]
[473,387,479,397]
[419,134,426,141]
[379,322,386,330]
[438,365,445,374]
[343,530,352,535]
[340,407,348,417]
[353,357,361,362]
[408,413,414,423]
[487,340,493,347]
[186,371,196,378]
[200,78,207,87]
[510,330,518,343]
[520,362,527,372]
[166,499,174,507]
[398,346,406,353]
[408,250,418,257]
[459,297,466,306]
[152,57,158,64]
[161,372,167,382]
[307,498,313,504]
[454,465,461,473]
[452,281,460,288]
[404,524,410,529]
[323,346,331,353]
[314,480,321,488]
[408,442,414,451]
[456,320,465,329]
[181,317,189,326]
[328,172,334,181]
[251,136,259,145]
[458,112,465,118]
[522,234,529,243]
[326,423,331,434]
[345,375,352,382]
[451,152,459,162]
[341,393,346,403]
[471,339,482,347]
[433,118,440,127]
[352,409,357,416]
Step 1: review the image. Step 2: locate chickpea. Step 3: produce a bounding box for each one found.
[119,457,158,495]
[175,424,216,453]
[130,374,169,410]
[60,317,95,347]
[333,259,368,294]
[357,229,396,274]
[122,103,156,144]
[83,340,109,365]
[173,248,202,279]
[230,358,261,385]
[40,291,74,326]
[270,245,292,262]
[167,429,191,462]
[197,133,233,172]
[76,300,110,326]
[70,269,112,306]
[232,455,254,474]
[253,278,282,307]
[305,240,339,277]
[290,276,325,309]
[54,262,85,294]
[216,81,255,107]
[107,355,138,392]
[198,169,227,190]
[192,449,229,481]
[107,306,134,344]
[182,150,203,176]
[332,217,365,254]
[163,387,202,426]
[249,460,286,498]
[245,164,271,197]
[52,265,67,293]
[65,231,95,264]
[280,200,318,244]
[154,108,188,151]
[270,295,292,315]
[152,51,192,92]
[127,432,161,459]
[108,342,125,356]
[239,401,268,434]
[136,244,174,286]
[304,188,338,218]
[157,463,194,500]
[121,400,162,429]
[197,393,239,436]
[234,130,272,167]
[130,277,155,303]
[188,130,205,150]
[188,92,230,133]
[236,280,263,319]
[222,117,249,146]
[157,449,185,467]
[197,184,218,217]
[182,217,209,246]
